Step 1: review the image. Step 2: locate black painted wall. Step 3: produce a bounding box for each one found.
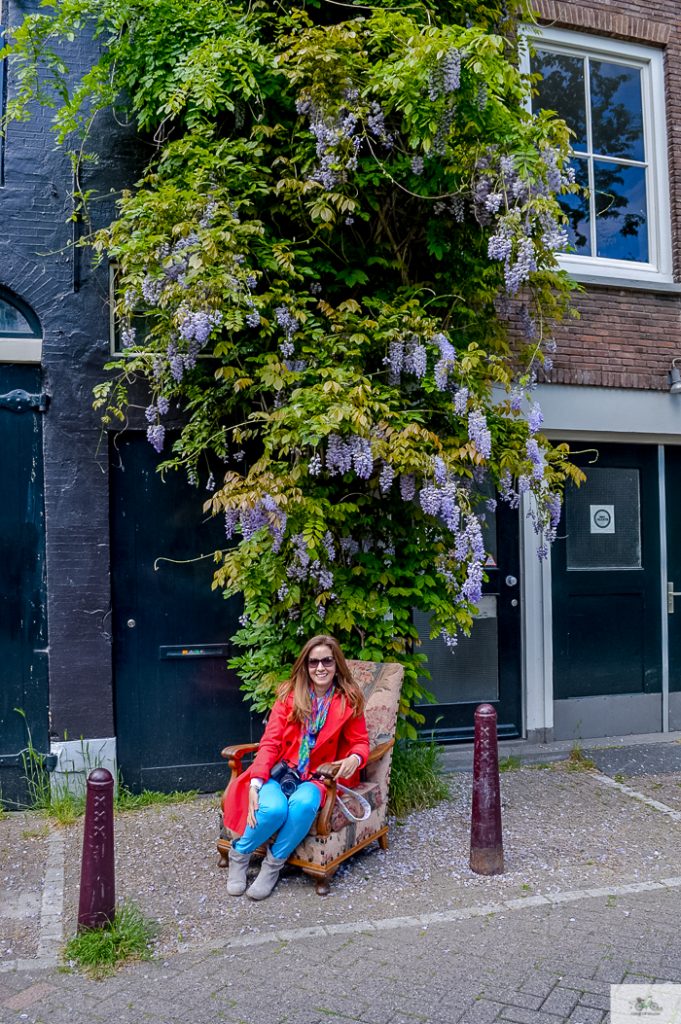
[1,0,140,740]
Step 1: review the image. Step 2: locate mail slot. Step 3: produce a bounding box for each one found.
[159,644,230,660]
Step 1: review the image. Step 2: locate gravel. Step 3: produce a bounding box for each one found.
[54,766,681,958]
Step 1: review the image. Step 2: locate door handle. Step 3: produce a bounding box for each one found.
[505,575,518,588]
[668,582,681,614]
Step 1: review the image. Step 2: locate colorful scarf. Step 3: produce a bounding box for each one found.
[297,685,334,778]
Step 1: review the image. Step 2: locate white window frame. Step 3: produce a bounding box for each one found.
[521,25,673,288]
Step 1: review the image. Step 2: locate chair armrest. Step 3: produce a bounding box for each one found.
[314,775,338,837]
[221,742,261,782]
[367,739,395,764]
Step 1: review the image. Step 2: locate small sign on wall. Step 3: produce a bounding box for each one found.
[590,504,615,534]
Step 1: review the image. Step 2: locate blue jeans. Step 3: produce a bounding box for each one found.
[232,779,322,860]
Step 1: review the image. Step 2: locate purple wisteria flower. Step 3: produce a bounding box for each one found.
[420,484,442,516]
[379,462,394,494]
[453,387,469,415]
[467,409,492,459]
[351,435,374,480]
[178,308,222,345]
[404,339,427,379]
[400,474,416,502]
[121,325,136,348]
[308,453,323,476]
[322,531,336,561]
[386,341,404,385]
[224,508,239,539]
[440,628,458,650]
[526,438,545,482]
[326,435,353,476]
[433,333,456,391]
[528,402,543,434]
[432,456,447,485]
[411,155,424,176]
[146,423,165,454]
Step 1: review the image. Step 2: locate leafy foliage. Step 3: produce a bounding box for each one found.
[2,0,585,733]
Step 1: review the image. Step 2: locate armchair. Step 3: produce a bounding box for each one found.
[217,660,404,895]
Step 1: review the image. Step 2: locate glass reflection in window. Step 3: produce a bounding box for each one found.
[532,48,649,265]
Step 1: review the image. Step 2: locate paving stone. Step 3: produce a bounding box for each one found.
[540,989,579,1017]
[577,993,611,1013]
[553,978,609,997]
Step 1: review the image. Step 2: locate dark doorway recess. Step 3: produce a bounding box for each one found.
[111,434,255,793]
[0,366,48,807]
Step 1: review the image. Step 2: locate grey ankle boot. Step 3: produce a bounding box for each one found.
[227,847,252,896]
[246,848,287,901]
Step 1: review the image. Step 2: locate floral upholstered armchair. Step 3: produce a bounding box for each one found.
[217,660,404,895]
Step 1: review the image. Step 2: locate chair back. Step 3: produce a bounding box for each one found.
[347,660,404,793]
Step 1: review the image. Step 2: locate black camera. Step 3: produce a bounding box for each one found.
[270,760,302,797]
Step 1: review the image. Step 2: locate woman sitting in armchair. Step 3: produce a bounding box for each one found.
[223,634,370,901]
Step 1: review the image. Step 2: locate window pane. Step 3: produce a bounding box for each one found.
[533,49,587,152]
[0,298,35,336]
[559,156,591,256]
[566,467,641,570]
[594,161,648,261]
[590,60,644,162]
[414,600,499,705]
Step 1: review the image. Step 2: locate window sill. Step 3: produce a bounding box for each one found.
[566,272,681,294]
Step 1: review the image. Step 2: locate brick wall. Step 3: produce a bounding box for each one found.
[1,1,140,738]
[533,0,681,391]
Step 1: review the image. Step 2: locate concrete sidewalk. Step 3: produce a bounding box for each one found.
[1,737,681,1024]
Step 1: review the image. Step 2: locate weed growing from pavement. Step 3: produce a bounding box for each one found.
[565,744,597,772]
[389,738,450,817]
[498,755,522,772]
[63,904,158,977]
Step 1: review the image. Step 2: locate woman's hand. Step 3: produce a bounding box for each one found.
[247,785,260,828]
[331,754,361,780]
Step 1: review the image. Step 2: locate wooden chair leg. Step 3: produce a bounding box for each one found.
[315,875,332,896]
[378,833,389,851]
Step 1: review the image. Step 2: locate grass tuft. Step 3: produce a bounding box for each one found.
[389,738,450,817]
[498,754,522,773]
[114,785,199,813]
[64,904,158,977]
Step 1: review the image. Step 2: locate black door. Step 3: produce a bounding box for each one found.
[665,447,681,722]
[416,502,522,741]
[0,366,48,807]
[111,435,254,793]
[552,443,661,706]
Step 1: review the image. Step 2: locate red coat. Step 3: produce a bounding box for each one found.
[223,690,370,835]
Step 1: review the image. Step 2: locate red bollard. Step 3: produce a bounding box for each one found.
[470,703,504,875]
[78,767,116,930]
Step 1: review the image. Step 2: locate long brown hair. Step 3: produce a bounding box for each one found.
[277,635,365,723]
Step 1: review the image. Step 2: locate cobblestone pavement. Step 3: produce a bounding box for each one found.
[1,746,681,1024]
[0,884,679,1024]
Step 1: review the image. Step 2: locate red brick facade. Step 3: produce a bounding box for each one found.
[533,0,681,391]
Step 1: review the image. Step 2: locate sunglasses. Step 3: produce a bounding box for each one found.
[308,656,335,669]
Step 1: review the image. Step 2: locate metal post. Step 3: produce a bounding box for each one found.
[78,767,116,930]
[470,703,504,875]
